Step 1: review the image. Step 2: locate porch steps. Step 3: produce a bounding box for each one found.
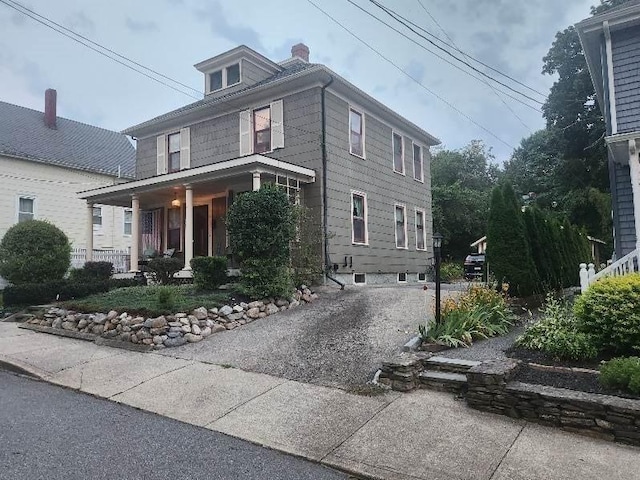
[418,357,480,394]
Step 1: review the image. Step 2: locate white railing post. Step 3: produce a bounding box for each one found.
[580,263,589,293]
[588,263,596,281]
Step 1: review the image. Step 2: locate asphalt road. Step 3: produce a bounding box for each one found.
[0,371,351,480]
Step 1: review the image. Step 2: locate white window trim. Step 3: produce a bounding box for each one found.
[353,272,367,285]
[392,131,405,175]
[394,203,408,250]
[397,272,407,283]
[351,190,368,246]
[206,62,242,94]
[415,207,427,251]
[412,141,425,183]
[123,208,132,237]
[92,206,103,233]
[348,106,366,159]
[417,272,427,283]
[16,194,36,223]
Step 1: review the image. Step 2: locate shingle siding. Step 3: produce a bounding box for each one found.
[613,161,637,256]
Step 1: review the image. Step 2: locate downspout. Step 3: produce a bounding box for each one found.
[321,75,345,289]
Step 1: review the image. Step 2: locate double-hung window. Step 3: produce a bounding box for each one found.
[17,196,34,222]
[413,143,423,182]
[395,204,407,249]
[124,209,132,235]
[208,63,241,93]
[349,108,364,157]
[351,192,368,245]
[92,207,102,230]
[392,132,404,174]
[415,208,426,250]
[168,133,181,173]
[253,106,271,153]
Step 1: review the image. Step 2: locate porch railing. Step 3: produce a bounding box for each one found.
[71,248,130,273]
[579,248,640,293]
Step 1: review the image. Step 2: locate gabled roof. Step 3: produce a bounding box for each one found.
[0,100,136,178]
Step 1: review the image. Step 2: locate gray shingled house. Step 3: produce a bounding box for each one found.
[79,44,440,285]
[577,2,640,272]
[0,90,136,278]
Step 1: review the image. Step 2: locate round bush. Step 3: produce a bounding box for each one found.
[0,220,71,285]
[574,273,640,355]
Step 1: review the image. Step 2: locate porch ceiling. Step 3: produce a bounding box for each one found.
[78,154,316,207]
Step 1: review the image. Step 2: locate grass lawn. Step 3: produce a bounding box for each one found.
[62,285,230,317]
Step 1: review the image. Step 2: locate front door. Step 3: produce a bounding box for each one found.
[211,196,227,256]
[193,205,208,257]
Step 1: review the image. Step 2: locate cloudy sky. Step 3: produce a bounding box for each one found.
[0,0,596,163]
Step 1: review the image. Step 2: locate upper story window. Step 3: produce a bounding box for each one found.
[254,106,271,154]
[413,143,424,182]
[395,204,407,249]
[351,191,368,245]
[393,132,404,174]
[208,62,241,93]
[168,133,181,173]
[17,196,34,222]
[92,207,102,230]
[349,108,364,158]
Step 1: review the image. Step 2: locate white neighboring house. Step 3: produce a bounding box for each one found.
[0,89,136,285]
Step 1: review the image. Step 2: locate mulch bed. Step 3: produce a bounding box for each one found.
[513,363,640,400]
[505,345,606,370]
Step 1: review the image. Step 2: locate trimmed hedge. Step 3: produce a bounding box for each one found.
[574,273,640,355]
[600,357,640,395]
[69,261,113,282]
[147,257,183,285]
[191,256,228,290]
[3,280,109,306]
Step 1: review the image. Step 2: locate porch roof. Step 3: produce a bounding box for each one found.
[78,154,316,206]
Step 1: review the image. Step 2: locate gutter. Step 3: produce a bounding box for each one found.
[321,75,345,290]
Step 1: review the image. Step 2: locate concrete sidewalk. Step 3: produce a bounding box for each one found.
[1,322,638,480]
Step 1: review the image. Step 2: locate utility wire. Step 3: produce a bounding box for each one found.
[306,0,515,149]
[414,0,532,131]
[356,0,543,107]
[398,0,547,98]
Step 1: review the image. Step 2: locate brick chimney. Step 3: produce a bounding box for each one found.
[291,43,309,62]
[44,89,57,129]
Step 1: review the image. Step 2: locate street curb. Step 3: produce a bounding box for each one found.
[19,323,97,341]
[0,356,46,380]
[95,337,154,353]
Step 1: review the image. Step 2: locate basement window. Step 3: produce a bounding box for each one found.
[417,272,426,283]
[398,272,407,283]
[353,273,366,285]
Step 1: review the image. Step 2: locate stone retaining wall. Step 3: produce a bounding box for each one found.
[378,352,432,391]
[26,287,317,350]
[466,359,640,446]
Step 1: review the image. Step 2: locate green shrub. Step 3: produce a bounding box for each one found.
[190,256,228,290]
[147,257,183,285]
[3,280,109,306]
[516,295,599,361]
[69,261,113,282]
[291,206,324,287]
[0,220,71,285]
[574,273,640,355]
[156,286,175,311]
[227,185,296,298]
[600,357,640,395]
[440,262,463,282]
[108,277,145,289]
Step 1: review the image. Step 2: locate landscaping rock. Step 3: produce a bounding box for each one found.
[201,326,212,337]
[77,319,88,329]
[164,336,187,347]
[232,305,244,313]
[246,307,260,319]
[93,313,107,325]
[226,312,243,322]
[181,325,192,334]
[61,321,75,331]
[219,305,233,316]
[288,300,299,309]
[52,318,62,329]
[192,307,208,320]
[153,335,163,345]
[175,313,187,318]
[209,307,218,315]
[211,324,226,334]
[276,299,289,308]
[265,304,279,315]
[185,333,202,343]
[143,316,167,329]
[107,310,118,321]
[92,325,104,335]
[188,315,199,325]
[192,324,201,336]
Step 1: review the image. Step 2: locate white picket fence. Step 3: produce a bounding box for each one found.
[579,248,640,293]
[71,248,130,273]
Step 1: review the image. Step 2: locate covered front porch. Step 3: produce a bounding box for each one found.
[78,155,315,272]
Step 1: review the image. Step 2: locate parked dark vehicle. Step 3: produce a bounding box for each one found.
[464,253,485,280]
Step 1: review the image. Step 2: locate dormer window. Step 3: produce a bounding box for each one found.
[208,63,241,93]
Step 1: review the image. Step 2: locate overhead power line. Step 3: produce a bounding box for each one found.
[356,0,544,107]
[414,0,532,131]
[306,0,516,149]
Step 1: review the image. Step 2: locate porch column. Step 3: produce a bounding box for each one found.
[130,194,140,272]
[184,184,194,270]
[630,139,640,251]
[252,172,261,191]
[86,202,94,261]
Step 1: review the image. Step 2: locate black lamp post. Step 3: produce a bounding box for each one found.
[433,232,443,324]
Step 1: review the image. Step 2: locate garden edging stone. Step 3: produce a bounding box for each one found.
[21,287,318,350]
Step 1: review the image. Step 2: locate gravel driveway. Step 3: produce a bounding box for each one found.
[157,284,463,389]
